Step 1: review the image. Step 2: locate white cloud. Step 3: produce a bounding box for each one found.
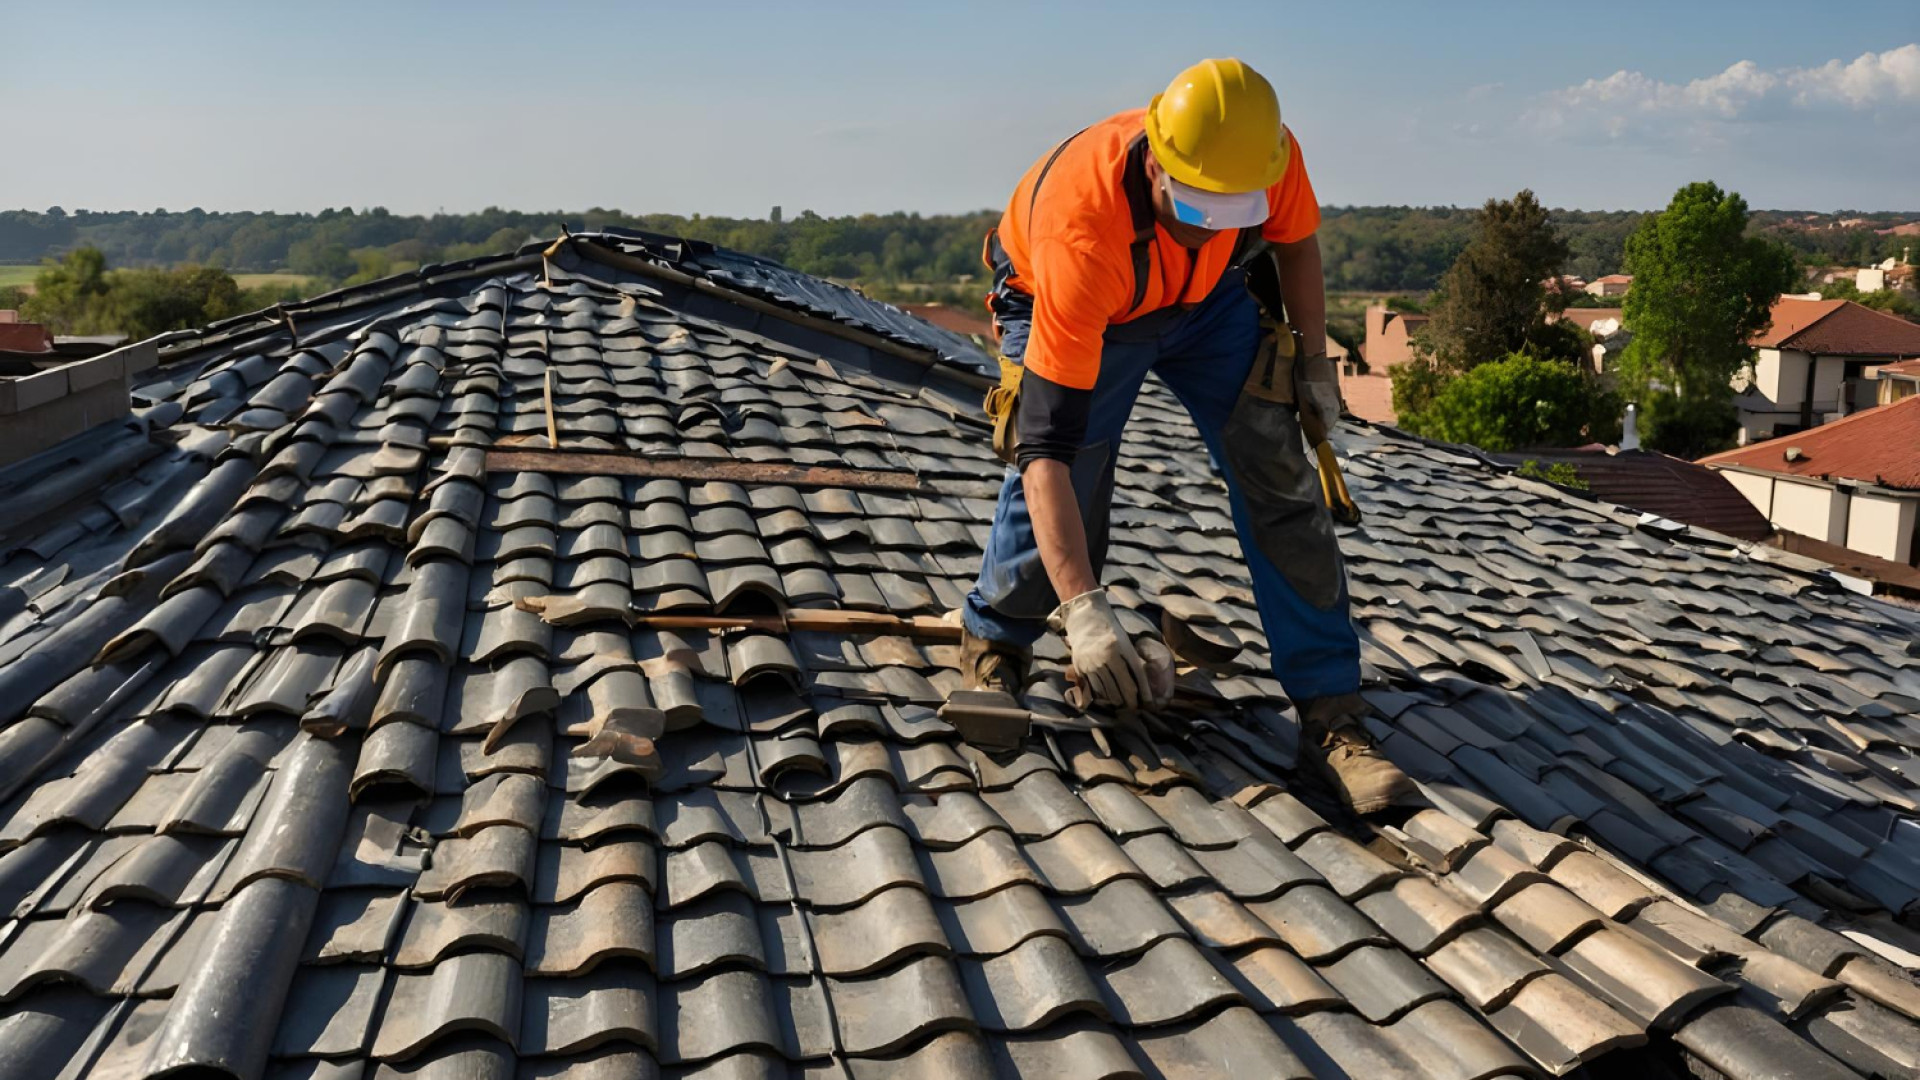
[1527,43,1920,136]
[1790,43,1920,106]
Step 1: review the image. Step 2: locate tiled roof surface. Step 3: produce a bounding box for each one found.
[1754,298,1920,357]
[2,233,1919,1080]
[1702,395,1920,489]
[1490,450,1774,543]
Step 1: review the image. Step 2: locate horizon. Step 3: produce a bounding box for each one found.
[4,1,1918,217]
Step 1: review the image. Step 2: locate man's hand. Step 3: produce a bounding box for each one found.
[1049,589,1153,709]
[1136,636,1176,709]
[1295,350,1344,444]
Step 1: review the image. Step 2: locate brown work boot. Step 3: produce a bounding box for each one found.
[960,630,1030,698]
[1297,693,1415,815]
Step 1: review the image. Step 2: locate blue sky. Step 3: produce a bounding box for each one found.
[4,1,1916,215]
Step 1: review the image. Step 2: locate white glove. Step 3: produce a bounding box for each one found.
[1136,636,1176,710]
[1296,352,1344,438]
[1048,590,1151,709]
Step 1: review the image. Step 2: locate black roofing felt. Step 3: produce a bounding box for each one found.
[0,233,1918,1080]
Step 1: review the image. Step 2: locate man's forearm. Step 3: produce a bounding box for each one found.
[1023,458,1100,602]
[1274,235,1327,355]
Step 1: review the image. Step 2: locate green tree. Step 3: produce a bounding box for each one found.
[1634,393,1740,460]
[1417,190,1571,372]
[1815,277,1920,322]
[19,247,267,338]
[1515,460,1590,490]
[1389,356,1450,422]
[1399,353,1621,452]
[1616,182,1798,454]
[105,265,252,338]
[22,247,112,333]
[288,237,355,282]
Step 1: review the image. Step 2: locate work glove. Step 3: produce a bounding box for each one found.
[1048,589,1152,709]
[1136,636,1176,710]
[1294,351,1343,445]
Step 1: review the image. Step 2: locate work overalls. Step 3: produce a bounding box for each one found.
[960,261,1363,703]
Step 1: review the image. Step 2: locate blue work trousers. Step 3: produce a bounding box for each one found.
[961,269,1362,702]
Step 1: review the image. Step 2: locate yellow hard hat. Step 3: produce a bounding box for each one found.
[1145,58,1289,194]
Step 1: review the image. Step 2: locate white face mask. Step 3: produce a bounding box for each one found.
[1159,171,1270,231]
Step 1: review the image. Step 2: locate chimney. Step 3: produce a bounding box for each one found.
[1365,304,1388,344]
[1620,403,1640,451]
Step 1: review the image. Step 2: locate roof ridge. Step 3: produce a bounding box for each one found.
[1767,297,1846,346]
[1701,392,1920,467]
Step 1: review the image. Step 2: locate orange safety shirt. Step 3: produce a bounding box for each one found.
[992,108,1320,391]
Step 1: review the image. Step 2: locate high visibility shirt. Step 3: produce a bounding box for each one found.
[993,108,1320,391]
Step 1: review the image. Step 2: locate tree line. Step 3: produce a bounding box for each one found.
[0,248,307,340]
[1391,182,1803,459]
[1,204,1911,297]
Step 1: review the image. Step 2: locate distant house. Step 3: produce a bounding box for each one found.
[1876,358,1920,405]
[1732,297,1920,443]
[1548,307,1627,373]
[897,302,993,342]
[1358,304,1428,370]
[1553,307,1623,334]
[1343,305,1430,424]
[1856,252,1914,294]
[1703,395,1920,570]
[1584,274,1632,298]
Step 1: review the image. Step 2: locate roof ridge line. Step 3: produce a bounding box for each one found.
[1700,393,1920,466]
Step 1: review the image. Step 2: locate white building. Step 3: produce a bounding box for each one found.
[1703,395,1920,569]
[1731,297,1920,445]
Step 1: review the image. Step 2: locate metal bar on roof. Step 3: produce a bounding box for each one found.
[482,447,928,492]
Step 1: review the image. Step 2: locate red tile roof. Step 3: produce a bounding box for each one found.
[1878,357,1920,378]
[1752,298,1920,356]
[1557,308,1623,332]
[1700,395,1920,489]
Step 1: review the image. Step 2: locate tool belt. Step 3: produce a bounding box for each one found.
[985,354,1023,466]
[1242,250,1361,527]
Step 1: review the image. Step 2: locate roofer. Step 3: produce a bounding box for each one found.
[961,58,1414,814]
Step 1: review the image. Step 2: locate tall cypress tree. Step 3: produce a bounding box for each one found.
[1417,190,1571,373]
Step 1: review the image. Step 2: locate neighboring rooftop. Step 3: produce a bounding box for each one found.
[895,302,993,341]
[1554,308,1623,335]
[1701,394,1920,489]
[1,232,1918,1080]
[1490,448,1773,542]
[1753,298,1920,357]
